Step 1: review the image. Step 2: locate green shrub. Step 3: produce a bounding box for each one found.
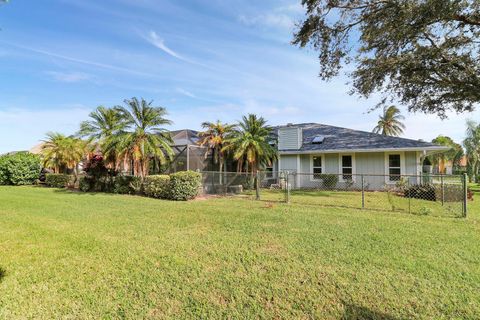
[318,174,339,189]
[114,176,141,195]
[0,152,41,185]
[144,175,170,199]
[45,173,71,188]
[169,171,201,201]
[79,177,92,192]
[404,184,436,202]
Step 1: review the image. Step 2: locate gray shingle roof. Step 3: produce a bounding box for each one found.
[274,123,446,152]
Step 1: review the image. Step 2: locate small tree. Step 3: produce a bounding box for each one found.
[41,132,88,183]
[198,120,236,183]
[114,98,174,180]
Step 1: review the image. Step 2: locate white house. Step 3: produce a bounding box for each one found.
[269,123,449,190]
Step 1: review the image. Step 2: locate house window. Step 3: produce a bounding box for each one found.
[388,154,401,181]
[312,156,322,180]
[265,166,273,178]
[341,155,353,181]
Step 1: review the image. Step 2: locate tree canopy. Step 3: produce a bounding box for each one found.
[293,0,480,118]
[428,135,464,173]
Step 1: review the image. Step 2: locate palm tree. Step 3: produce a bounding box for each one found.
[198,120,236,177]
[114,98,174,179]
[373,106,406,136]
[428,136,464,174]
[41,132,88,182]
[224,114,277,175]
[464,120,480,182]
[78,106,125,169]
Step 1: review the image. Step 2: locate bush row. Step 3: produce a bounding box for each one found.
[79,171,202,201]
[45,174,72,188]
[0,152,41,186]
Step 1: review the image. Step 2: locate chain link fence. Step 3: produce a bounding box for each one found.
[200,171,468,218]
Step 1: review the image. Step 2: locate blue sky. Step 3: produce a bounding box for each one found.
[0,0,477,153]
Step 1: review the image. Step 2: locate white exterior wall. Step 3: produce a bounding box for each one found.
[279,151,421,190]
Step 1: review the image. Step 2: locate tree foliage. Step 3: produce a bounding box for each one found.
[224,114,277,174]
[198,120,236,174]
[78,106,125,168]
[428,135,464,173]
[372,105,405,136]
[293,0,480,117]
[463,120,480,181]
[41,132,88,179]
[113,98,174,179]
[0,152,41,185]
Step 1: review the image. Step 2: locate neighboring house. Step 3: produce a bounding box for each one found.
[270,123,449,190]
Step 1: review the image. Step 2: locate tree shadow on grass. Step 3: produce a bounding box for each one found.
[0,267,6,283]
[52,189,117,197]
[342,303,400,320]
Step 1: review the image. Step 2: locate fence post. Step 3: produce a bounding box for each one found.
[408,178,411,214]
[361,174,365,209]
[255,170,260,201]
[441,175,445,206]
[463,173,468,218]
[285,171,290,204]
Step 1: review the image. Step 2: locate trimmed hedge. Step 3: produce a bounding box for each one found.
[79,175,141,194]
[0,152,41,185]
[78,170,201,201]
[144,175,170,199]
[45,174,71,188]
[114,176,141,195]
[169,171,202,201]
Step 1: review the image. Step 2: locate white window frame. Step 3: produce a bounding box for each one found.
[310,155,323,181]
[384,152,405,184]
[338,153,356,182]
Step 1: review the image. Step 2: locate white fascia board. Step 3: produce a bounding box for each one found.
[278,146,450,155]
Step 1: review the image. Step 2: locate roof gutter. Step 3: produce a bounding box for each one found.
[278,146,450,155]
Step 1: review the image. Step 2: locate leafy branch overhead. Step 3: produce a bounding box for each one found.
[293,0,480,118]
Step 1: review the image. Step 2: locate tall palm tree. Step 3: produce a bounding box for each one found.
[78,106,125,169]
[373,106,406,136]
[224,114,277,175]
[41,132,88,181]
[198,120,236,176]
[464,120,480,182]
[114,98,174,179]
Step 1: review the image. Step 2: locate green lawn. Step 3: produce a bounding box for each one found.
[0,187,479,319]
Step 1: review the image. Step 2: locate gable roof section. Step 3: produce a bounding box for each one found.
[275,123,448,154]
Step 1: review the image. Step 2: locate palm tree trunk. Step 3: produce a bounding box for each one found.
[219,159,223,185]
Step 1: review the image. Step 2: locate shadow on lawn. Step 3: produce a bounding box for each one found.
[342,303,400,320]
[52,189,117,197]
[0,267,6,282]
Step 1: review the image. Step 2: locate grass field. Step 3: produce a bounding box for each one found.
[0,186,479,319]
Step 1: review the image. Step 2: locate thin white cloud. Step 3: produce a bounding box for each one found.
[176,88,196,98]
[145,31,186,61]
[238,13,294,30]
[46,71,91,83]
[2,41,158,78]
[238,3,303,30]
